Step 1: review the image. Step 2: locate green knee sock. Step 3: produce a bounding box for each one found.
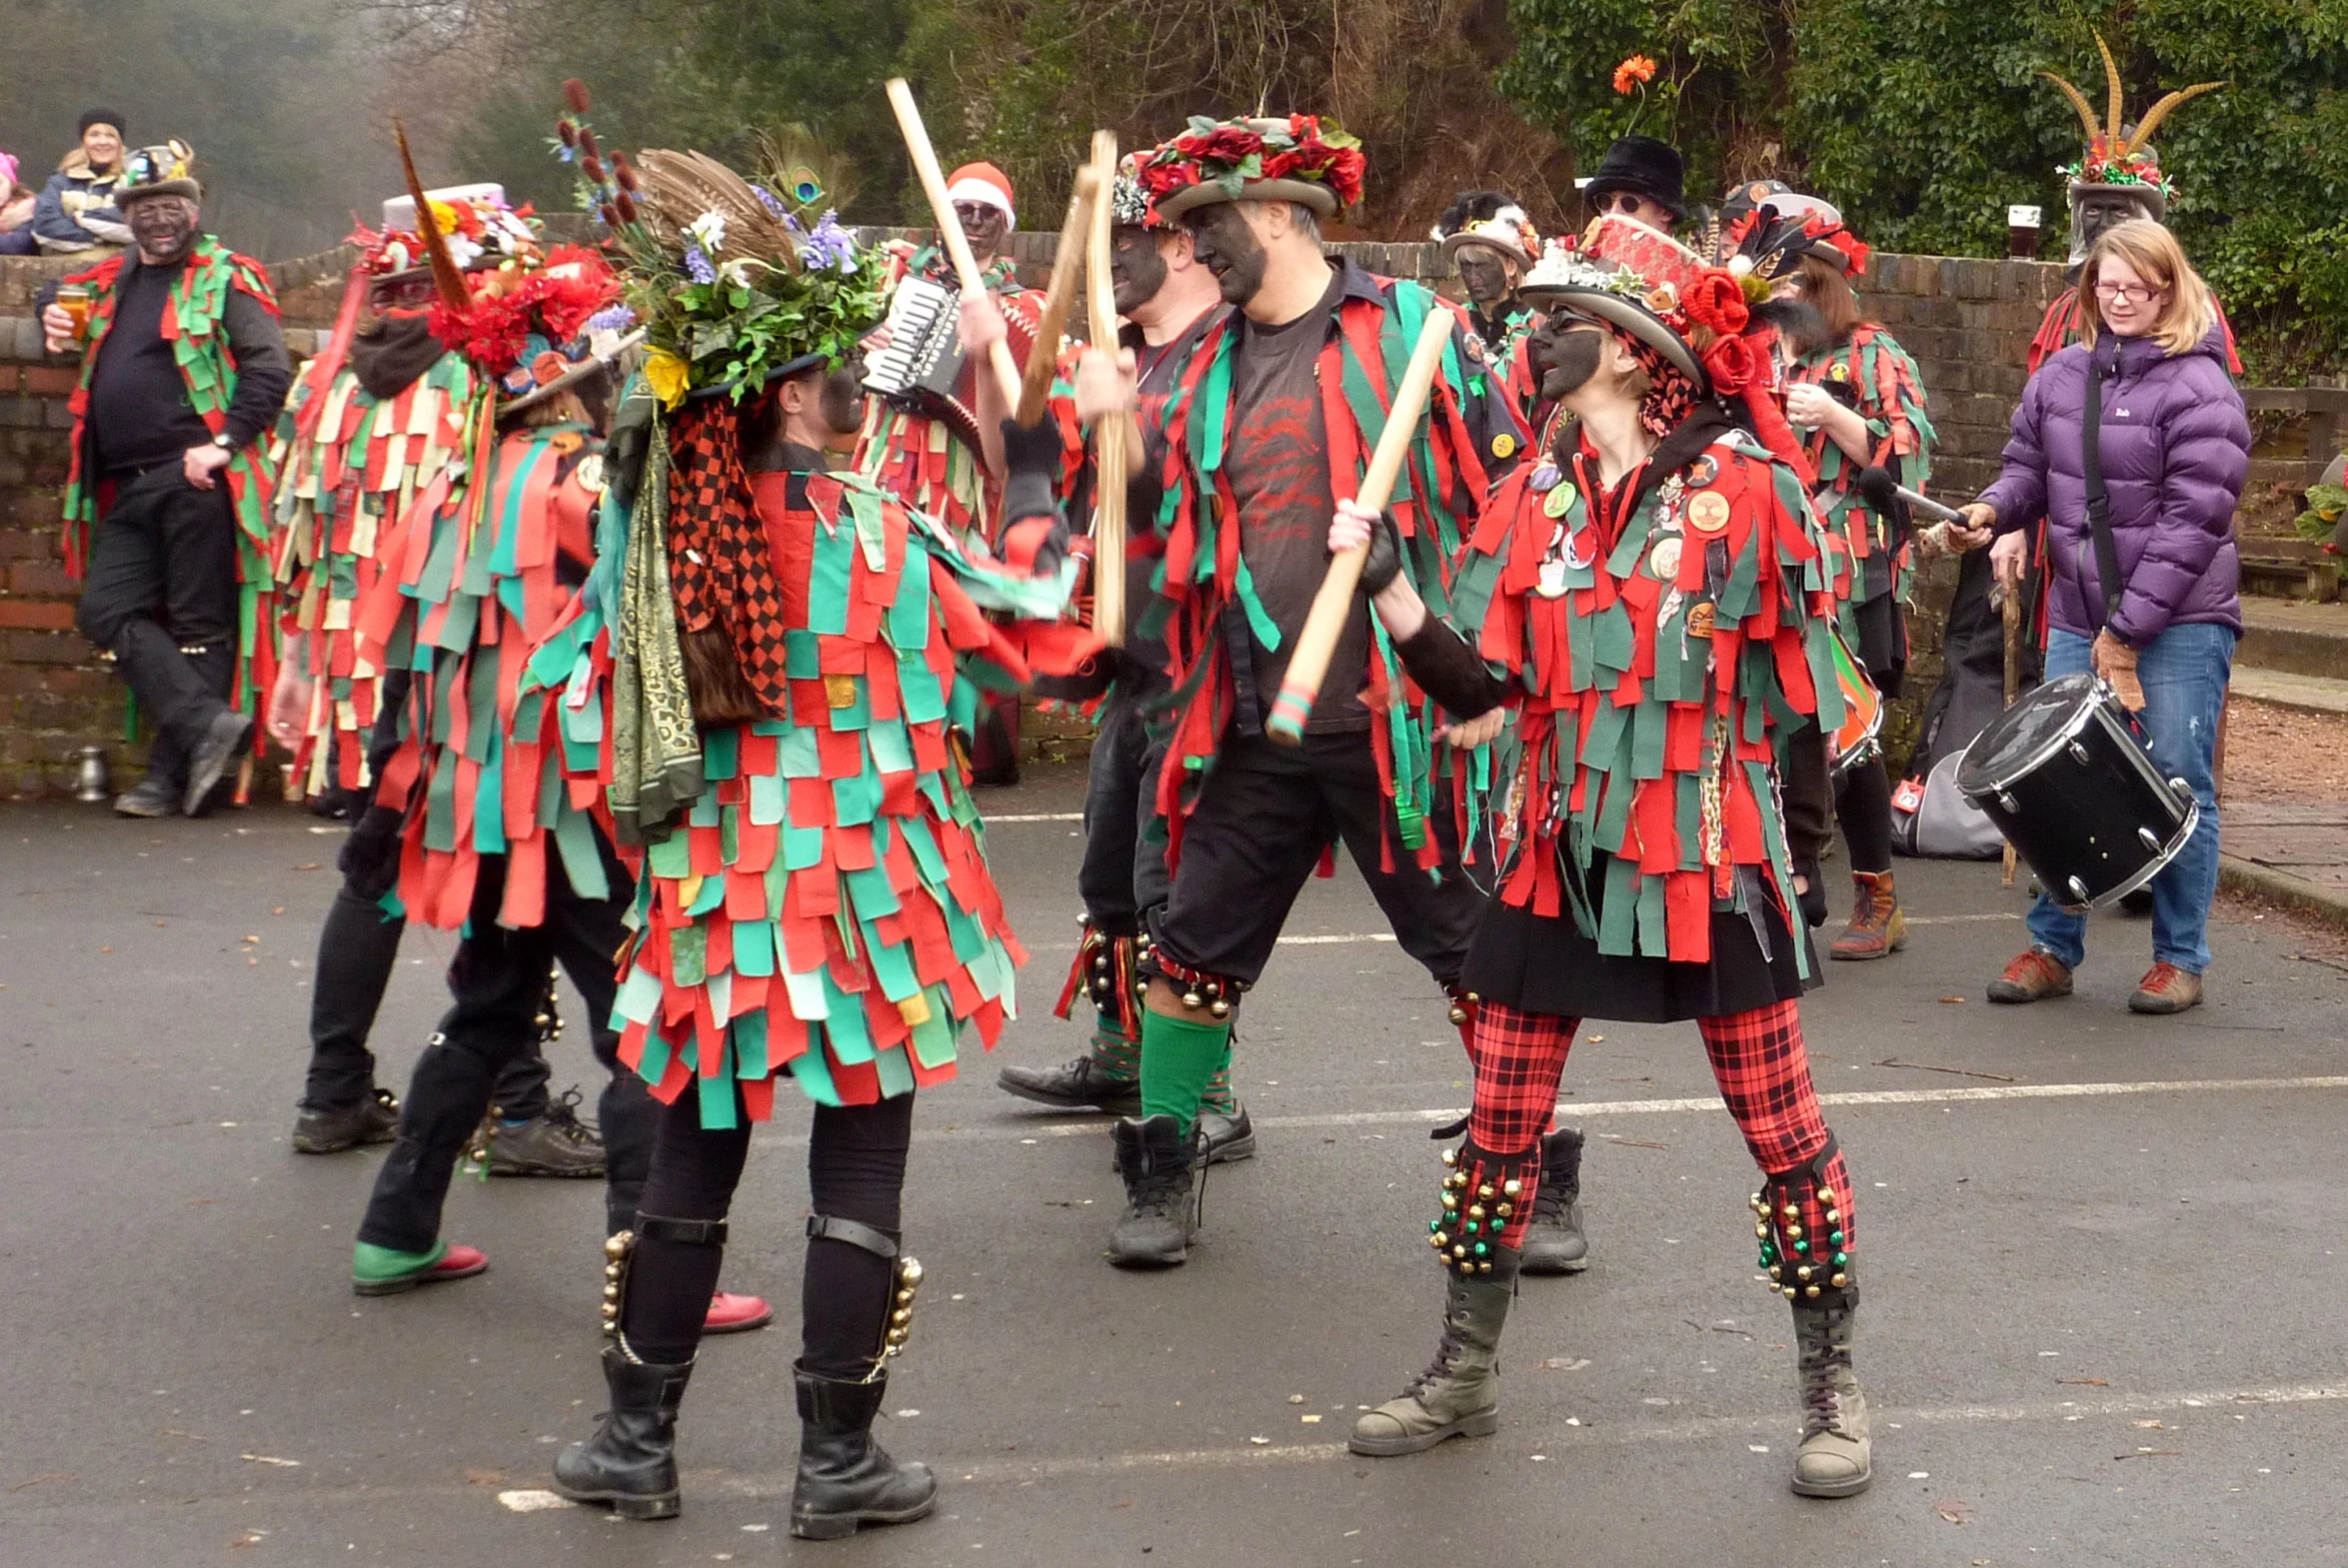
[1140,1009,1231,1136]
[1087,1015,1142,1081]
[1198,1058,1238,1117]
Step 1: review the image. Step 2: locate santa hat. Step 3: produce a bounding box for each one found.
[945,162,1017,228]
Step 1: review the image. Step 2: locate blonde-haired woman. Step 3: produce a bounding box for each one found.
[1957,219,2249,1013]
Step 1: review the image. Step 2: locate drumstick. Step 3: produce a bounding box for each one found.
[1085,130,1127,648]
[1265,308,1455,745]
[884,78,1024,414]
[1013,164,1102,429]
[2000,573,2022,887]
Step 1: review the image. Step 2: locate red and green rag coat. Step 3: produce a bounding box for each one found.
[61,238,283,724]
[1150,264,1525,875]
[1447,430,1843,967]
[352,416,609,933]
[271,349,480,797]
[854,243,1045,543]
[1787,324,1934,618]
[578,463,1077,1123]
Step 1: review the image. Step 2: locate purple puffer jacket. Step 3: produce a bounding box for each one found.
[1979,326,2248,644]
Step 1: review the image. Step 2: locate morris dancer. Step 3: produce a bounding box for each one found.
[1734,195,1935,959]
[1338,218,1872,1499]
[858,160,1041,784]
[330,158,767,1334]
[997,165,1257,1161]
[1094,116,1583,1274]
[42,140,289,817]
[547,147,1080,1537]
[1431,191,1544,425]
[272,188,612,1177]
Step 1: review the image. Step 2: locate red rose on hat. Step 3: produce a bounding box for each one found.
[1681,269,1750,336]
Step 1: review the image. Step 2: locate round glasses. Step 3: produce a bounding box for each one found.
[2092,281,2165,303]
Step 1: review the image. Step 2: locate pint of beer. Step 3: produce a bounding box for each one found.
[55,284,93,341]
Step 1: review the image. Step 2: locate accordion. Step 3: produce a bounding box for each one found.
[863,276,968,410]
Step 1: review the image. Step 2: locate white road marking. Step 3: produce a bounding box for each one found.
[908,1074,2348,1144]
[983,811,1088,822]
[495,1489,576,1512]
[687,1381,2348,1491]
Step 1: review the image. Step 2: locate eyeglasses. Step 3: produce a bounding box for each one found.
[2092,281,2166,303]
[1588,191,1655,216]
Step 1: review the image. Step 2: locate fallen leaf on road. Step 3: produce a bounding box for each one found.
[1248,1436,1269,1445]
[293,862,321,871]
[1936,1499,1970,1524]
[1534,1357,1591,1372]
[465,1469,504,1485]
[1598,1134,1669,1149]
[1287,1394,1305,1404]
[2133,1420,2166,1429]
[1938,996,1966,1004]
[230,1530,266,1548]
[239,1454,300,1467]
[5,1474,75,1491]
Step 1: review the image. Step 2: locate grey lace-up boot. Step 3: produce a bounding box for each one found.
[1348,1250,1517,1456]
[1789,1291,1871,1497]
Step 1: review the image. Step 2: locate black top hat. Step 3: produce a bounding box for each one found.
[1583,135,1686,220]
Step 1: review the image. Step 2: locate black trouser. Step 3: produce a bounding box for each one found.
[301,879,551,1117]
[75,468,240,784]
[354,839,654,1248]
[1835,592,1907,876]
[619,1089,916,1378]
[1152,728,1485,988]
[1076,682,1174,937]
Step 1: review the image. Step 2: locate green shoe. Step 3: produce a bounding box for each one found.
[352,1239,489,1296]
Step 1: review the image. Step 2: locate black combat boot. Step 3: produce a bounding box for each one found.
[552,1345,693,1520]
[1108,1114,1200,1267]
[790,1368,939,1539]
[1519,1126,1588,1274]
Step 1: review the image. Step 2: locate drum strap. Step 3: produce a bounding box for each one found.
[2078,347,2124,632]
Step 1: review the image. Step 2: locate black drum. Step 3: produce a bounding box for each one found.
[1955,672,2198,912]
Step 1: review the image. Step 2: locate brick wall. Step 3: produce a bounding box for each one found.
[0,237,2072,796]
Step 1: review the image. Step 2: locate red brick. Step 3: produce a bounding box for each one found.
[5,494,63,528]
[0,628,84,664]
[40,666,111,697]
[19,367,78,396]
[0,599,77,630]
[0,527,58,561]
[10,562,76,597]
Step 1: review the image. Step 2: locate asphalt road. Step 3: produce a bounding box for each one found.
[3,770,2345,1567]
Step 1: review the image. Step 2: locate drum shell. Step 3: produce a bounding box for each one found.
[1958,681,2196,912]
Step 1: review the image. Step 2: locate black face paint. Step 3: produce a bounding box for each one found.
[955,202,1009,262]
[1532,318,1606,399]
[819,364,864,437]
[2075,193,2142,251]
[128,197,197,263]
[1455,250,1513,310]
[1183,205,1267,308]
[1110,226,1169,315]
[1754,295,1831,358]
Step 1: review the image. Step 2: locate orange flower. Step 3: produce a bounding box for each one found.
[1613,54,1658,95]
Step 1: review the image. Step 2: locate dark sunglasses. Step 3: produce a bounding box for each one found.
[1588,190,1656,216]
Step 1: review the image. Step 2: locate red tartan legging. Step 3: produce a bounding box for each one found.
[1468,997,1853,1267]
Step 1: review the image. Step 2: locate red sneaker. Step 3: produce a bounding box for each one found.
[704,1290,774,1334]
[1987,946,2073,1004]
[2129,962,2204,1014]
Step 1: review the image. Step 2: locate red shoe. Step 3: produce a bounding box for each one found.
[704,1290,774,1334]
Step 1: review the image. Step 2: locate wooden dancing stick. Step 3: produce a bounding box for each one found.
[1014,164,1102,429]
[1085,129,1127,647]
[1265,307,1454,745]
[2000,572,2023,887]
[884,77,1024,412]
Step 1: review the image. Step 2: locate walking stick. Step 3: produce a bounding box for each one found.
[1083,130,1127,647]
[2000,568,2022,887]
[1265,308,1454,745]
[884,78,1024,414]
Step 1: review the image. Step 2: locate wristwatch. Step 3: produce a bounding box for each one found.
[210,433,234,451]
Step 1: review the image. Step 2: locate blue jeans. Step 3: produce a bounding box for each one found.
[2025,623,2234,973]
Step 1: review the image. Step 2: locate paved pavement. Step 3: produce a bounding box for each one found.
[4,771,2346,1567]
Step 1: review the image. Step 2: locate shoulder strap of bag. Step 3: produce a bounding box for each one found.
[2079,346,2123,630]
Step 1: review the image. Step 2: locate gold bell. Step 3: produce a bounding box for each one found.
[1466,1203,1487,1222]
[1782,1286,1798,1299]
[896,1288,917,1306]
[603,1283,621,1302]
[1209,998,1231,1018]
[1817,1187,1836,1205]
[605,1232,633,1259]
[1477,1261,1492,1275]
[1441,1148,1458,1166]
[1494,1202,1512,1219]
[1181,990,1203,1009]
[1796,1266,1812,1282]
[891,1307,913,1326]
[1824,1208,1840,1224]
[1780,1204,1798,1220]
[1754,1222,1768,1240]
[1768,1265,1781,1280]
[887,1327,910,1345]
[1805,1284,1821,1299]
[1440,1192,1458,1210]
[1431,1231,1450,1248]
[1829,1272,1848,1289]
[1477,1183,1495,1201]
[898,1257,925,1288]
[1502,1178,1523,1197]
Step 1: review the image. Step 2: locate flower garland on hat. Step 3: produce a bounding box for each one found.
[2038,31,2223,207]
[1132,113,1366,219]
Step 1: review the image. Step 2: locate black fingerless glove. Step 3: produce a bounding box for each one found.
[340,804,406,902]
[998,415,1065,535]
[1793,857,1828,929]
[1356,508,1403,597]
